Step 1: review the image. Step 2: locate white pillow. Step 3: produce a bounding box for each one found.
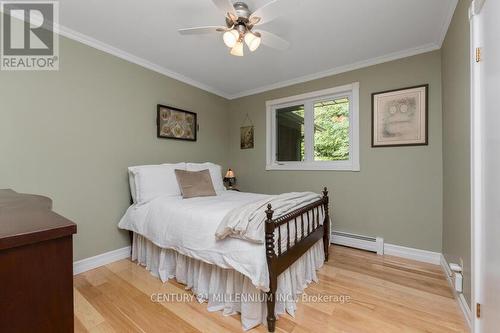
[128,163,186,204]
[186,162,225,192]
[128,164,159,204]
[128,171,138,204]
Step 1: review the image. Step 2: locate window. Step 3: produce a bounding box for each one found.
[276,104,305,161]
[266,83,359,171]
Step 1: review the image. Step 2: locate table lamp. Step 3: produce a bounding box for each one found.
[224,169,236,189]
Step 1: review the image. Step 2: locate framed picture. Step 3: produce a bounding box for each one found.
[157,104,197,141]
[372,84,428,147]
[240,126,254,149]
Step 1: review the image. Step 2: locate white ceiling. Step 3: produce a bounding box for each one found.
[58,0,458,99]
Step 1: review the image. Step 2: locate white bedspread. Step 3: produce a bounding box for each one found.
[118,190,325,291]
[119,191,276,290]
[215,191,322,243]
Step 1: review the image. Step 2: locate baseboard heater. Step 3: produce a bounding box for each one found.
[331,230,384,255]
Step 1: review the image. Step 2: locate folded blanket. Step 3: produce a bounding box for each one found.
[215,192,322,243]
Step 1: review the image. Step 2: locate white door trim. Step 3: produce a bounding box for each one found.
[470,1,484,331]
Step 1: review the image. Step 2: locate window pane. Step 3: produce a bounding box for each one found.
[314,98,350,161]
[276,105,305,161]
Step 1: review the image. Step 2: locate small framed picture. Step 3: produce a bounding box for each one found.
[240,126,254,149]
[372,84,428,147]
[157,104,197,141]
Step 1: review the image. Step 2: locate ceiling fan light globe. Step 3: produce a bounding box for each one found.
[245,32,261,52]
[230,41,244,56]
[223,29,239,48]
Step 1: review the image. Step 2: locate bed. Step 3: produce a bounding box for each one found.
[119,162,330,332]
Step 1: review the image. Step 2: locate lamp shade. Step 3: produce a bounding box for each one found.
[225,169,235,178]
[223,29,239,48]
[244,32,261,52]
[230,41,244,56]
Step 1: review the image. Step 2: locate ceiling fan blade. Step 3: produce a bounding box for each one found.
[258,30,290,51]
[178,26,227,35]
[250,0,301,25]
[211,0,236,16]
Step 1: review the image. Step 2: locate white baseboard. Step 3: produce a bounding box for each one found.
[440,254,454,278]
[73,246,131,275]
[383,243,442,265]
[331,232,441,265]
[458,294,472,329]
[440,255,472,329]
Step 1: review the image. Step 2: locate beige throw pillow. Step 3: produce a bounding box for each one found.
[174,169,217,199]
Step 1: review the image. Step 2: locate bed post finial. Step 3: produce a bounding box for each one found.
[322,187,330,262]
[265,204,275,259]
[265,203,275,260]
[265,203,277,332]
[266,204,273,220]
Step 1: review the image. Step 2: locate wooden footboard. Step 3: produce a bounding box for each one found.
[265,187,330,332]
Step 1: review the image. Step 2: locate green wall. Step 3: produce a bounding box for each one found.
[441,0,472,305]
[0,36,229,260]
[228,51,443,252]
[1,10,470,265]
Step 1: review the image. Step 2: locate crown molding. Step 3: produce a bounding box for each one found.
[0,6,233,98]
[438,0,459,46]
[3,3,457,101]
[57,25,233,99]
[471,0,486,15]
[227,42,441,99]
[59,25,440,100]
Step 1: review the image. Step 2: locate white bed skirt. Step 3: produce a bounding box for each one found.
[132,233,325,331]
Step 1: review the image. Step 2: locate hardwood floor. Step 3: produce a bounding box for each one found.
[74,245,468,332]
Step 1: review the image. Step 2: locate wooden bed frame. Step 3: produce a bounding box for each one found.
[128,187,330,333]
[264,187,330,332]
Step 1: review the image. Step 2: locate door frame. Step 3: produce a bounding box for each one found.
[469,0,485,332]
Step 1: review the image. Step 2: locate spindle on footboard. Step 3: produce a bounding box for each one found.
[265,187,330,332]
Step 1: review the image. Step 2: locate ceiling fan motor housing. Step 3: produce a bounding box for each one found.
[225,1,255,37]
[233,2,251,19]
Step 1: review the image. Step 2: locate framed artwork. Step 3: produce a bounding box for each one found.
[240,126,254,149]
[157,104,197,141]
[372,84,428,147]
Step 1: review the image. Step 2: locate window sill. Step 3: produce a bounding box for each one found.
[266,161,360,171]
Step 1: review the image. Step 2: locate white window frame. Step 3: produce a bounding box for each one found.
[266,82,360,171]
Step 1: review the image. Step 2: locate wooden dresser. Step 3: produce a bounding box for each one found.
[0,189,77,333]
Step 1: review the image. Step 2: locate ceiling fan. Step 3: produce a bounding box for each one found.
[178,0,297,56]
